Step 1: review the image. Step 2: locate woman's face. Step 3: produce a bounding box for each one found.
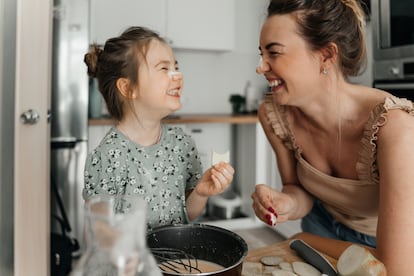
[257,14,323,106]
[135,39,183,113]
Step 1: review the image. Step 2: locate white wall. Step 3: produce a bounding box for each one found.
[174,0,269,114]
[166,0,272,221]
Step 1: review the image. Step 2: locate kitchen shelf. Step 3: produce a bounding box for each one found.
[89,113,258,126]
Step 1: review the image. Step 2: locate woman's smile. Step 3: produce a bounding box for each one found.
[267,78,284,92]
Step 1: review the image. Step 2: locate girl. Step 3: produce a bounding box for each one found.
[83,26,234,230]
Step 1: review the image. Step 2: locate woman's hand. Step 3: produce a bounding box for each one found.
[251,184,297,226]
[195,162,234,197]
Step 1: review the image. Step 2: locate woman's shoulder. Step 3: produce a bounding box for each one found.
[362,94,414,146]
[383,96,414,112]
[379,97,414,133]
[368,94,414,123]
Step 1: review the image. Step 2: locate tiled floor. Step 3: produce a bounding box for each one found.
[233,226,286,250]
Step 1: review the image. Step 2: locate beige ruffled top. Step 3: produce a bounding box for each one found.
[264,95,414,236]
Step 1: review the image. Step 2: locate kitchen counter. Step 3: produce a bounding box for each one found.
[88,113,258,125]
[211,218,339,274]
[245,239,337,265]
[243,238,338,274]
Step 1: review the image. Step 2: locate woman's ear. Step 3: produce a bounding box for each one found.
[320,42,338,68]
[116,78,135,99]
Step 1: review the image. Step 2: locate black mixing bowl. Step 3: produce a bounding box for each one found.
[147,224,248,276]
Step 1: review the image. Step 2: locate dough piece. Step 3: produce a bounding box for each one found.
[269,213,277,226]
[263,265,279,274]
[291,261,320,276]
[241,261,262,275]
[261,255,285,266]
[278,262,293,272]
[271,268,298,276]
[211,150,230,165]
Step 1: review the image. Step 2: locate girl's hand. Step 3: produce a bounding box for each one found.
[251,184,295,226]
[195,162,234,197]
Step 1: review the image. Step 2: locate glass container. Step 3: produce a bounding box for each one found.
[70,196,161,276]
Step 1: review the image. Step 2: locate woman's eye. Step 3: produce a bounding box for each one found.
[269,51,281,57]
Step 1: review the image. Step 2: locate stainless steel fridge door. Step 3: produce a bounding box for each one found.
[51,141,88,248]
[0,0,16,274]
[51,0,89,141]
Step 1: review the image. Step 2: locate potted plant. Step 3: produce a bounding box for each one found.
[229,94,245,114]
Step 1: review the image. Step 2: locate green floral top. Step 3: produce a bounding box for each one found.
[83,125,203,230]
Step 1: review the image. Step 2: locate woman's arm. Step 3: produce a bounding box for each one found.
[374,109,414,274]
[252,104,313,224]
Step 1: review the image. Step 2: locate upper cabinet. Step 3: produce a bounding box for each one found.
[89,0,167,45]
[89,0,235,51]
[166,0,235,51]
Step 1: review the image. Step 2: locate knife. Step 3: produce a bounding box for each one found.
[289,239,338,276]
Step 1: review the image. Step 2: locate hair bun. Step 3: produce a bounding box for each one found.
[84,44,103,78]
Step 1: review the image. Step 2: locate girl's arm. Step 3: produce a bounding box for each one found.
[185,162,234,221]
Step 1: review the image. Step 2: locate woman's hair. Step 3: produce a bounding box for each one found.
[267,0,367,79]
[84,26,167,121]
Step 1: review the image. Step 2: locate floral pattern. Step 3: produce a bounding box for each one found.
[83,125,203,230]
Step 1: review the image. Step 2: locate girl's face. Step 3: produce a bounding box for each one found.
[257,14,323,106]
[135,39,183,114]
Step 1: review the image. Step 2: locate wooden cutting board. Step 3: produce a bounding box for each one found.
[244,239,337,270]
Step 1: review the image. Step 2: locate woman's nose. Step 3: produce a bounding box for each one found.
[256,57,269,74]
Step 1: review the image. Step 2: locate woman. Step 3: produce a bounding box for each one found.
[251,0,414,274]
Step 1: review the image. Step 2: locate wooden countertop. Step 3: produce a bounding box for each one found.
[89,113,258,126]
[243,239,337,274]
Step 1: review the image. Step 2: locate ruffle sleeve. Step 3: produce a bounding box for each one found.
[356,96,414,185]
[263,94,296,151]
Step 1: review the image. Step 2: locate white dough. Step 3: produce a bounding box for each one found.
[211,150,230,165]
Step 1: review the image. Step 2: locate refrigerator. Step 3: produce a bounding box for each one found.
[1,0,16,274]
[50,0,89,249]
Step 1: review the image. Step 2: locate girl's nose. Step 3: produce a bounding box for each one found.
[168,70,183,81]
[256,57,269,74]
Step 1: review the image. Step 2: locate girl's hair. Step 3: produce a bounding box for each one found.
[84,26,167,121]
[267,0,367,79]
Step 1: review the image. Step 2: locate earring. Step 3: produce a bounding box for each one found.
[322,68,328,75]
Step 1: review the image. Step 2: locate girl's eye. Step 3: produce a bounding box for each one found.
[161,67,169,71]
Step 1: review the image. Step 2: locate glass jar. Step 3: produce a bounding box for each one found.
[70,196,162,276]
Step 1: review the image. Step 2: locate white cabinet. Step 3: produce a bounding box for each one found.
[166,0,235,51]
[89,0,235,51]
[178,124,231,170]
[89,0,166,45]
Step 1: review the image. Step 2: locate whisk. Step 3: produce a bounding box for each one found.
[150,247,202,274]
